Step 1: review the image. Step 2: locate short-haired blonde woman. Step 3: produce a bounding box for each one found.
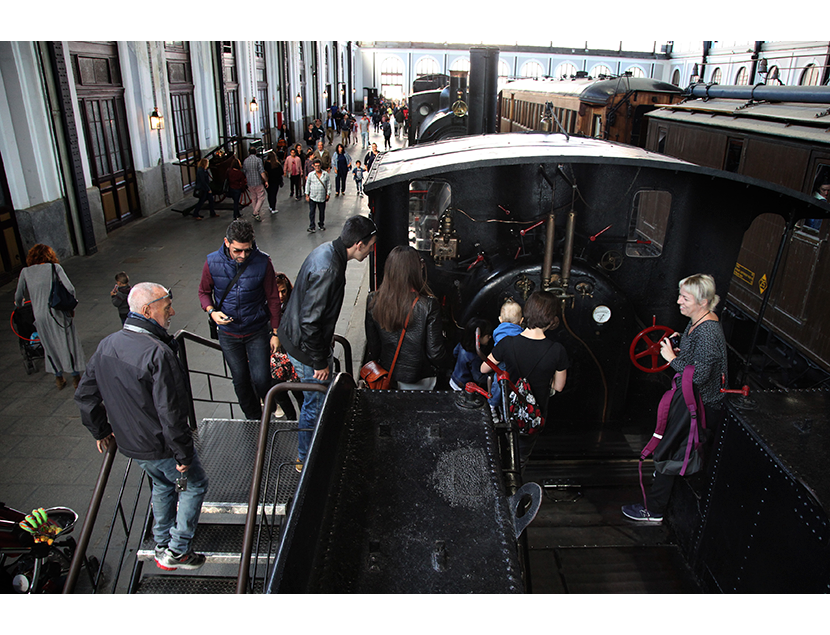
[623,273,728,523]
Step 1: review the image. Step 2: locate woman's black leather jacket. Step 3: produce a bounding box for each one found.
[365,292,449,383]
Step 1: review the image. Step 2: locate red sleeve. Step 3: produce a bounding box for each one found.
[262,260,281,330]
[198,261,215,311]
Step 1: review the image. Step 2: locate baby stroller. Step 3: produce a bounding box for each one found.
[11,301,44,375]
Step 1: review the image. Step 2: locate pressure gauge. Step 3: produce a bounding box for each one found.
[592,305,612,324]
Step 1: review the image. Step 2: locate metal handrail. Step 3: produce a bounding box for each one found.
[236,382,327,594]
[62,439,118,593]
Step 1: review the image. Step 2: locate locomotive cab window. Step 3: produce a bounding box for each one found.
[409,180,451,251]
[801,163,830,234]
[626,190,671,257]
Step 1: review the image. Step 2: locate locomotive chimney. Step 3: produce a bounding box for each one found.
[468,47,500,136]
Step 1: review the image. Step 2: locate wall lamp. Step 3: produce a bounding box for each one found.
[149,108,164,130]
[249,97,259,112]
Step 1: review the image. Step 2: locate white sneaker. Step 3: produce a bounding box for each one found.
[271,208,278,215]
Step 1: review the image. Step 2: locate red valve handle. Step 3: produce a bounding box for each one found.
[629,320,674,373]
[464,382,491,399]
[589,224,612,241]
[720,386,750,397]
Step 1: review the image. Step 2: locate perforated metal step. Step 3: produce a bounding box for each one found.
[135,575,264,594]
[136,523,278,565]
[194,418,301,516]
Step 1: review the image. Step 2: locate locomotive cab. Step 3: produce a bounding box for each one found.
[356,133,830,592]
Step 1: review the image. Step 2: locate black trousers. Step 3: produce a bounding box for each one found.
[647,472,675,516]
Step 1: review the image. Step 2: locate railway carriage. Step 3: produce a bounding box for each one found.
[644,85,830,387]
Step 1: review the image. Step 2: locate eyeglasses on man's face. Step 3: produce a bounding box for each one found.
[145,288,172,308]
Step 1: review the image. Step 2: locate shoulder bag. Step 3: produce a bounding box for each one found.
[360,295,419,390]
[49,264,78,312]
[208,259,251,339]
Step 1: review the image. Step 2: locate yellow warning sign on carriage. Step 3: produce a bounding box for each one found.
[759,274,768,294]
[733,262,755,286]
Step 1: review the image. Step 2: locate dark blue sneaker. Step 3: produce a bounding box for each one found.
[621,503,662,523]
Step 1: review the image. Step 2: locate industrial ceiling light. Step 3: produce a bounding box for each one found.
[149,108,164,130]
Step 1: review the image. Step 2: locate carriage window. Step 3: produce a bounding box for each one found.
[409,180,451,251]
[800,163,830,234]
[626,190,671,257]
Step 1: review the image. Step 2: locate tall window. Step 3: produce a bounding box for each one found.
[591,64,612,78]
[555,62,577,79]
[671,69,681,86]
[380,56,405,100]
[450,57,470,73]
[800,63,822,86]
[498,60,511,88]
[625,65,645,78]
[765,65,782,85]
[254,41,270,148]
[520,60,545,79]
[735,66,748,85]
[415,56,440,77]
[711,67,722,84]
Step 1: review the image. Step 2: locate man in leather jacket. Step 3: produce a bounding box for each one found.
[76,283,209,571]
[278,215,377,469]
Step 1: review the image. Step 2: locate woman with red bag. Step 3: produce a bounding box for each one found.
[364,246,449,390]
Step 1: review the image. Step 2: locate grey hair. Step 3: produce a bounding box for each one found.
[128,282,167,312]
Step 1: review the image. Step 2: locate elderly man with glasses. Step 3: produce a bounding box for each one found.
[199,219,282,421]
[76,282,209,571]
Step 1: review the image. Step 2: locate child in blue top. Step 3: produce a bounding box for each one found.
[353,160,366,197]
[488,298,523,416]
[450,318,493,391]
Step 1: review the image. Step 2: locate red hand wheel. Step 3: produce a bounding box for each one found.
[629,317,673,373]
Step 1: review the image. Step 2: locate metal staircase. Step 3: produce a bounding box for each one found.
[130,417,302,593]
[63,330,346,594]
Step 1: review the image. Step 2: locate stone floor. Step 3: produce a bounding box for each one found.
[0,125,408,589]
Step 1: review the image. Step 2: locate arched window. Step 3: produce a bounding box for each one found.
[711,67,722,84]
[625,65,645,78]
[800,63,822,86]
[765,65,782,85]
[735,67,748,85]
[521,60,545,79]
[380,56,405,100]
[555,62,577,79]
[671,68,681,86]
[450,57,470,73]
[414,56,440,77]
[591,64,613,78]
[498,60,511,87]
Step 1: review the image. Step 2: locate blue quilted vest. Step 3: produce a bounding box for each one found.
[206,243,271,336]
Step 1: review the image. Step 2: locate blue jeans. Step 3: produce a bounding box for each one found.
[218,326,272,420]
[136,454,208,555]
[228,188,242,219]
[308,200,326,228]
[286,352,331,463]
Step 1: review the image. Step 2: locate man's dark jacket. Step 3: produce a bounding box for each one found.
[75,315,195,466]
[278,237,347,371]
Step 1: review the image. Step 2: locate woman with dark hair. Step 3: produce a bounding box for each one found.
[226,158,247,220]
[365,246,448,390]
[264,151,283,214]
[333,144,352,196]
[14,244,85,390]
[269,272,304,420]
[481,290,569,464]
[191,158,218,220]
